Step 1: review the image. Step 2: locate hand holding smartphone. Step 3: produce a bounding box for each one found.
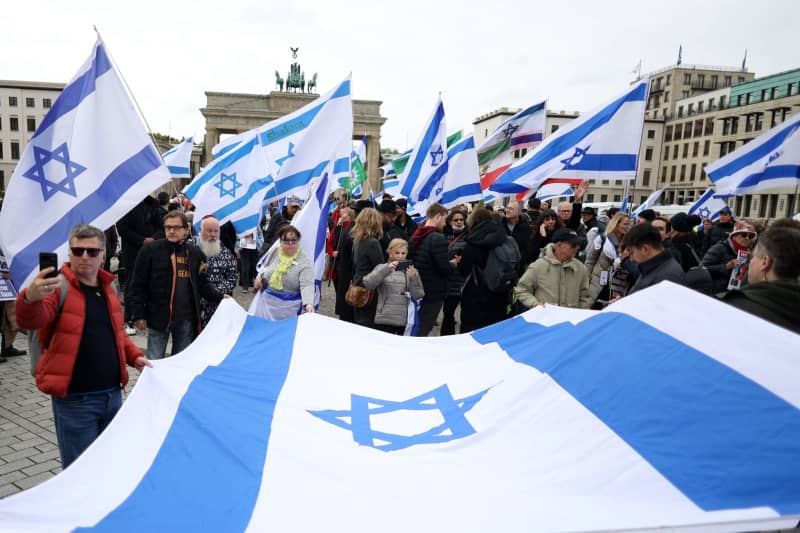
[395,260,413,271]
[39,252,58,278]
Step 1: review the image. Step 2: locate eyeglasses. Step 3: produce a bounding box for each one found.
[451,218,464,223]
[164,225,186,231]
[70,247,102,257]
[281,238,299,244]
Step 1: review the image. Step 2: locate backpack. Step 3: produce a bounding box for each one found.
[28,276,67,377]
[481,236,521,293]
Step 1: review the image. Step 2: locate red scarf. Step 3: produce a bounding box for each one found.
[411,225,438,247]
[730,235,750,253]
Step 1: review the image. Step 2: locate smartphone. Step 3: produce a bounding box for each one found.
[395,260,413,271]
[39,252,59,278]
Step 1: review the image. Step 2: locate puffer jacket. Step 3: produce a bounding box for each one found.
[514,244,591,309]
[702,238,740,295]
[362,264,425,327]
[16,264,142,398]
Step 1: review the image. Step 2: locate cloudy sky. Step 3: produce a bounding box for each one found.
[3,0,799,151]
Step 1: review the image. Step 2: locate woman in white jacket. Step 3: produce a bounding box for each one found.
[362,238,425,335]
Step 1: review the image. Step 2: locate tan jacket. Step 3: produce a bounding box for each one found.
[514,244,591,309]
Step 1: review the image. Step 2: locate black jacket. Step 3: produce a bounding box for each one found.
[702,239,740,295]
[410,229,452,300]
[702,220,735,255]
[395,216,418,241]
[671,233,702,272]
[352,237,383,327]
[503,216,532,271]
[628,251,686,294]
[457,220,509,332]
[117,197,160,269]
[263,209,293,252]
[379,224,407,261]
[128,239,222,332]
[723,280,800,334]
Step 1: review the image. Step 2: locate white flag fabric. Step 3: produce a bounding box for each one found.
[438,134,482,208]
[490,80,648,195]
[535,181,575,201]
[1,283,798,533]
[183,76,352,236]
[706,112,800,195]
[161,136,193,178]
[0,38,170,288]
[399,96,448,203]
[631,187,664,217]
[688,188,730,221]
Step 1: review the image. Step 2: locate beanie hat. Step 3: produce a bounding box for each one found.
[670,212,693,233]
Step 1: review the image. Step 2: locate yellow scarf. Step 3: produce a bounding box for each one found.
[269,248,300,291]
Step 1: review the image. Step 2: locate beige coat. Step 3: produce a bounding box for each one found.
[514,244,591,309]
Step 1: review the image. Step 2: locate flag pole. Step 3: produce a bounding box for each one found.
[94,27,179,197]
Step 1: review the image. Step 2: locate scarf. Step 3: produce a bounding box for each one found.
[730,235,750,253]
[269,248,300,291]
[411,225,438,247]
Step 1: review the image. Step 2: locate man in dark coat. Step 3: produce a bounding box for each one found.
[623,223,686,295]
[262,196,302,252]
[117,196,161,330]
[503,200,532,271]
[722,223,800,334]
[394,198,418,241]
[701,206,735,255]
[378,199,406,259]
[409,203,455,336]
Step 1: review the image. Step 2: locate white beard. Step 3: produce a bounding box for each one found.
[199,238,221,258]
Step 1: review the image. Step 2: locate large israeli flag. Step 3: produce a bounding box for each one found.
[490,80,648,195]
[399,96,448,203]
[689,188,730,221]
[707,112,800,195]
[161,136,193,178]
[1,283,798,532]
[0,38,170,288]
[439,134,482,208]
[184,76,352,235]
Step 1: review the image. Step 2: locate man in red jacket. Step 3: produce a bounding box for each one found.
[16,224,151,468]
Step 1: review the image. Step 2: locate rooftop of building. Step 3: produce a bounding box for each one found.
[643,63,750,79]
[0,80,65,91]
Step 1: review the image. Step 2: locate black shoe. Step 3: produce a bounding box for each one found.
[0,355,7,363]
[1,346,27,357]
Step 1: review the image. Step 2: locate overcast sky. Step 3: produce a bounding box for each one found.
[3,0,799,151]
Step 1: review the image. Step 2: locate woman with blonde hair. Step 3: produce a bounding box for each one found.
[584,212,632,308]
[362,238,425,335]
[350,208,384,328]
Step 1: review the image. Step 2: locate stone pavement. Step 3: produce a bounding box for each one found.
[0,283,442,499]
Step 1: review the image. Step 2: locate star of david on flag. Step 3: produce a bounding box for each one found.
[22,143,87,201]
[430,145,444,166]
[308,384,490,452]
[214,172,242,198]
[502,122,520,138]
[688,187,730,222]
[560,146,590,169]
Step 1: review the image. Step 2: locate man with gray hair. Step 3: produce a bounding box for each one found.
[16,224,151,468]
[196,215,238,326]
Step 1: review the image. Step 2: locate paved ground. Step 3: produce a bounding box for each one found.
[0,283,442,499]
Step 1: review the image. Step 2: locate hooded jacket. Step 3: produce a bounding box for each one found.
[514,244,591,309]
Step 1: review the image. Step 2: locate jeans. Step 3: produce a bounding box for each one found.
[52,387,122,469]
[416,297,444,337]
[146,320,194,360]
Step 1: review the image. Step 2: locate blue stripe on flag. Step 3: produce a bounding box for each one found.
[710,123,800,179]
[162,146,178,157]
[33,44,113,139]
[510,133,543,147]
[400,102,446,199]
[416,161,449,201]
[440,183,482,205]
[10,146,162,285]
[688,188,714,215]
[266,161,330,199]
[232,214,260,235]
[472,313,800,514]
[333,156,350,175]
[564,153,637,172]
[80,315,297,532]
[168,165,189,175]
[448,136,475,158]
[491,83,646,194]
[184,138,259,197]
[737,164,800,189]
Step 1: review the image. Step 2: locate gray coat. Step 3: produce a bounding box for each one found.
[362,264,425,327]
[628,250,686,294]
[259,250,315,306]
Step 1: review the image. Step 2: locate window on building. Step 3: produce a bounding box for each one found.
[746,93,753,105]
[703,140,710,156]
[755,113,763,131]
[771,87,778,99]
[680,164,686,181]
[682,90,690,98]
[692,142,699,157]
[701,163,707,180]
[738,76,745,84]
[745,114,754,133]
[653,95,661,108]
[788,82,797,96]
[709,97,715,109]
[9,117,19,132]
[690,164,696,180]
[43,98,52,108]
[643,169,651,186]
[653,109,659,118]
[600,194,608,202]
[722,118,730,136]
[11,142,20,160]
[684,73,691,85]
[645,147,653,161]
[730,117,739,135]
[682,143,689,158]
[761,88,769,101]
[719,95,726,108]
[0,117,2,130]
[484,128,488,137]
[615,180,622,186]
[666,74,671,84]
[8,96,18,107]
[664,91,670,102]
[688,103,694,114]
[673,145,678,158]
[704,118,713,135]
[0,142,3,159]
[665,125,673,142]
[602,179,609,185]
[737,95,744,106]
[586,194,595,203]
[724,75,732,87]
[694,120,703,137]
[698,101,704,113]
[684,123,692,138]
[647,129,655,139]
[25,97,35,108]
[664,146,669,160]
[674,125,682,140]
[678,105,684,118]
[670,166,676,182]
[711,75,718,89]
[661,166,667,183]
[550,124,559,133]
[613,194,621,202]
[697,74,705,87]
[26,117,35,132]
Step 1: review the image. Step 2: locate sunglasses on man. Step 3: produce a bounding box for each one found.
[70,247,103,257]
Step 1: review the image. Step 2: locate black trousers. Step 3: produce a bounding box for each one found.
[239,249,258,289]
[416,297,444,337]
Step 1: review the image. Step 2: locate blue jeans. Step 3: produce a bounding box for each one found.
[52,387,122,469]
[146,320,194,360]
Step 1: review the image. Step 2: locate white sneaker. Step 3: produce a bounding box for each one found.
[125,325,137,335]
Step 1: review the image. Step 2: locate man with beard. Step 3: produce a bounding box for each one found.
[196,216,238,326]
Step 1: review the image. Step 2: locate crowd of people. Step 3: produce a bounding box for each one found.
[3,185,799,470]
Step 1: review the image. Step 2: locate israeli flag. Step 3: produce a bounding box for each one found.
[399,96,448,203]
[184,76,352,236]
[535,181,575,201]
[0,38,170,288]
[161,136,193,178]
[1,282,798,532]
[631,188,664,217]
[707,112,800,195]
[490,80,648,195]
[439,134,482,208]
[620,194,630,214]
[689,188,730,221]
